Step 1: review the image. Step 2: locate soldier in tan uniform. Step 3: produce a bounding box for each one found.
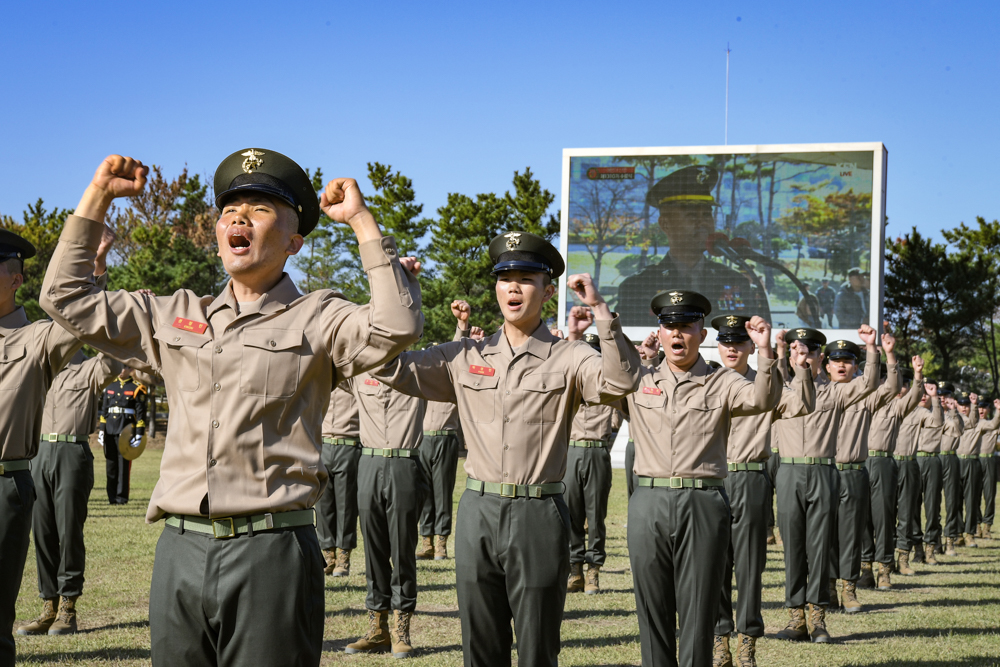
[317,382,361,578]
[374,231,640,667]
[979,403,998,539]
[894,384,941,573]
[710,316,815,667]
[772,325,879,644]
[40,151,423,666]
[860,362,925,589]
[957,393,1000,546]
[18,350,123,637]
[938,385,964,553]
[914,376,947,565]
[828,336,899,613]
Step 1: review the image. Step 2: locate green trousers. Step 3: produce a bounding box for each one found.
[715,469,769,638]
[777,463,838,608]
[624,439,636,499]
[564,445,612,566]
[960,458,984,534]
[895,459,921,550]
[31,441,94,598]
[983,457,997,526]
[315,442,361,551]
[455,489,570,667]
[149,523,324,666]
[766,453,781,529]
[358,455,426,613]
[0,470,34,667]
[941,454,963,538]
[830,467,867,581]
[918,456,942,544]
[418,432,460,537]
[862,456,896,565]
[629,485,729,667]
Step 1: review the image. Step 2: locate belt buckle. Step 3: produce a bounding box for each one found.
[0,464,4,475]
[500,483,517,498]
[382,448,391,458]
[668,477,683,489]
[212,517,236,539]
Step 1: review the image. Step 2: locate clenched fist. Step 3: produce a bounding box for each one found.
[451,300,471,325]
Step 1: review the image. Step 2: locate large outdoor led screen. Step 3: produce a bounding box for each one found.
[558,143,888,342]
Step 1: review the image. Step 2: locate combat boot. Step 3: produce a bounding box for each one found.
[415,536,434,560]
[876,562,892,590]
[391,610,414,659]
[735,633,757,667]
[16,597,58,635]
[896,548,915,576]
[841,580,862,614]
[766,527,776,546]
[983,524,993,540]
[807,603,832,644]
[955,534,966,547]
[48,596,78,635]
[827,579,841,611]
[585,564,601,595]
[977,523,986,539]
[923,543,938,565]
[323,548,337,575]
[345,610,391,654]
[857,561,875,589]
[332,548,351,577]
[911,544,925,564]
[567,562,584,593]
[945,537,958,556]
[712,633,733,667]
[774,607,808,641]
[434,536,448,561]
[964,532,979,548]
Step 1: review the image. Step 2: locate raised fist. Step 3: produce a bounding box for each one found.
[745,316,772,350]
[566,273,605,308]
[858,324,876,347]
[92,155,148,199]
[451,300,471,324]
[567,306,594,336]
[912,355,924,374]
[320,178,369,226]
[470,326,485,342]
[789,340,810,368]
[881,331,896,354]
[399,257,421,276]
[639,331,660,360]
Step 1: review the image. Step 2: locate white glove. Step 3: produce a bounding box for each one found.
[97,431,104,447]
[129,435,142,448]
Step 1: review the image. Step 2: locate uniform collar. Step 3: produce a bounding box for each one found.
[482,321,557,361]
[659,354,711,387]
[207,273,302,318]
[0,306,30,336]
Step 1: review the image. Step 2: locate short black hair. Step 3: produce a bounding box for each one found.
[0,257,23,277]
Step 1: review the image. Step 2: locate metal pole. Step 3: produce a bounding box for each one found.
[725,43,731,145]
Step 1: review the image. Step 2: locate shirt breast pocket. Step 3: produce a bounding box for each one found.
[457,371,499,424]
[687,398,724,436]
[633,389,667,433]
[241,329,303,398]
[154,329,208,392]
[521,373,566,425]
[0,344,26,392]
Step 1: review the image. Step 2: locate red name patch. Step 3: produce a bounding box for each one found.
[124,391,134,396]
[642,387,662,395]
[469,365,495,376]
[172,317,208,334]
[107,389,114,394]
[364,379,380,386]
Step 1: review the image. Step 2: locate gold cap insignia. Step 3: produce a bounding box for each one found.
[669,291,683,305]
[726,315,739,327]
[504,231,521,252]
[837,340,848,349]
[241,149,265,174]
[796,328,808,338]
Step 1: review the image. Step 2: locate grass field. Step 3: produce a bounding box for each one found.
[13,440,1000,666]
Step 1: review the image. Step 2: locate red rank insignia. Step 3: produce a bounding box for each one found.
[107,389,114,394]
[364,379,380,386]
[469,365,495,377]
[124,391,134,396]
[172,317,208,334]
[642,387,661,395]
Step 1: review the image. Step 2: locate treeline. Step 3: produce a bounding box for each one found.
[1,163,558,345]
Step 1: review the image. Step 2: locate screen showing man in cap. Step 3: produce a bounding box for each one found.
[40,152,424,666]
[373,231,641,667]
[834,268,867,328]
[616,166,769,326]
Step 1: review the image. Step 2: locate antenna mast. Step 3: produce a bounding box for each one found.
[725,43,731,145]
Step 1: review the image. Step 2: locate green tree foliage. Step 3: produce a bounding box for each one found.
[2,199,71,320]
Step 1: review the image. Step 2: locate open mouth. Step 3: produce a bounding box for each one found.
[228,229,252,254]
[670,341,685,354]
[506,298,523,311]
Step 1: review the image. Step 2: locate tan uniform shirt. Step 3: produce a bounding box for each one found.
[0,307,83,460]
[953,409,981,457]
[349,371,425,450]
[867,382,925,454]
[837,364,901,463]
[374,318,640,485]
[629,354,781,479]
[898,398,940,457]
[728,363,815,464]
[981,426,999,456]
[424,400,460,432]
[959,409,999,456]
[772,349,880,460]
[40,214,423,522]
[915,397,946,454]
[570,402,623,443]
[322,382,360,440]
[40,351,123,438]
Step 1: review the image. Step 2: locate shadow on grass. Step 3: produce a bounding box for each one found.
[321,639,462,655]
[78,619,149,634]
[560,633,641,649]
[842,626,1000,642]
[563,608,639,620]
[18,647,151,663]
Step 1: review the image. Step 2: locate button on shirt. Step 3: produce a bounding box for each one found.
[915,397,946,454]
[424,399,460,432]
[40,215,423,523]
[570,401,625,444]
[0,307,83,460]
[837,364,901,463]
[867,382,926,454]
[727,363,815,464]
[629,354,782,479]
[323,382,360,440]
[373,318,640,485]
[349,372,425,450]
[40,351,123,438]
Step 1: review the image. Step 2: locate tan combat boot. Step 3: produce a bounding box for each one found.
[911,544,925,564]
[585,564,601,595]
[434,536,448,561]
[16,597,58,635]
[807,603,832,643]
[416,536,434,560]
[945,537,958,556]
[766,527,776,546]
[964,532,979,548]
[955,534,966,547]
[48,596,78,635]
[827,579,841,611]
[332,548,351,577]
[857,562,875,589]
[391,610,414,658]
[566,562,584,593]
[774,607,809,641]
[896,548,915,576]
[735,633,757,667]
[876,562,892,590]
[712,633,733,667]
[841,580,862,614]
[345,610,391,654]
[983,524,993,540]
[323,548,337,575]
[977,523,986,539]
[923,543,938,565]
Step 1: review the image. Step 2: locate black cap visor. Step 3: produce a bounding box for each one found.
[658,310,705,326]
[827,351,858,361]
[717,333,751,344]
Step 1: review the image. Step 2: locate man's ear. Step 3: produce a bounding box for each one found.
[699,328,708,344]
[10,272,23,292]
[541,282,556,303]
[285,233,304,256]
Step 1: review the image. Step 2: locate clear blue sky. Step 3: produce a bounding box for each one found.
[1,0,997,247]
